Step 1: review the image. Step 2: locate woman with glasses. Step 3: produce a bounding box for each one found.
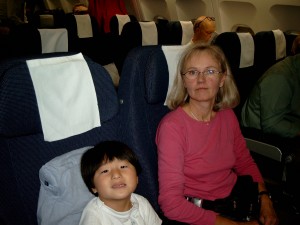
[190,16,217,45]
[156,44,278,225]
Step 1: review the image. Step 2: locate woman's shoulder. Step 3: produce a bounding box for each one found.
[218,108,236,117]
[217,108,239,124]
[160,107,185,123]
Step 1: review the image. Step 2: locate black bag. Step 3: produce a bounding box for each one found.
[202,175,259,221]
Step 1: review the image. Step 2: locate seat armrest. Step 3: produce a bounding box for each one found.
[245,138,282,162]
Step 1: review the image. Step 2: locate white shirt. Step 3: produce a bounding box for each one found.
[79,193,162,225]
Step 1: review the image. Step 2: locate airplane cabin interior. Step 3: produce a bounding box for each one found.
[1,0,300,225]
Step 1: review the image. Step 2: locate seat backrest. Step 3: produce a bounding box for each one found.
[37,28,69,53]
[32,9,66,28]
[254,29,286,77]
[110,14,137,36]
[7,24,42,58]
[64,13,100,53]
[118,46,168,212]
[214,32,256,120]
[116,21,169,72]
[284,31,300,56]
[0,52,119,225]
[166,20,194,45]
[118,44,187,212]
[109,14,137,73]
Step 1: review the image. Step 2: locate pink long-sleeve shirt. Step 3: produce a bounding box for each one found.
[156,107,263,225]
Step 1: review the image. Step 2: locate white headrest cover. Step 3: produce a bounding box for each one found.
[237,33,254,68]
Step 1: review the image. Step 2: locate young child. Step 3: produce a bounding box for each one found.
[80,140,162,225]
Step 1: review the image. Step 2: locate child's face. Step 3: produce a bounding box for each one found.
[92,158,138,209]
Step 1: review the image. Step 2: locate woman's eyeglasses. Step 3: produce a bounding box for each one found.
[182,68,222,80]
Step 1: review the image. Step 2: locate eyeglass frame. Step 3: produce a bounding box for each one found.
[181,68,223,80]
[194,16,215,30]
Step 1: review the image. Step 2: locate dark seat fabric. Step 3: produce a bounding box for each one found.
[7,24,42,59]
[109,14,137,72]
[214,32,256,121]
[118,45,170,212]
[214,32,289,185]
[0,52,120,225]
[166,21,193,45]
[64,13,111,64]
[109,14,137,37]
[253,30,286,78]
[116,21,169,73]
[284,31,300,56]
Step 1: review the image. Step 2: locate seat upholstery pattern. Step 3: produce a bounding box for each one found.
[0,52,120,225]
[118,45,170,212]
[166,21,193,45]
[116,21,169,72]
[254,30,286,77]
[214,32,256,120]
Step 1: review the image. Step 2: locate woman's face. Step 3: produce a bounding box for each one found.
[182,51,226,105]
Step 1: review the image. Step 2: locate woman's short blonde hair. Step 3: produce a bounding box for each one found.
[166,44,240,111]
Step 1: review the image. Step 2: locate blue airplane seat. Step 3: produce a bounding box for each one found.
[118,45,172,213]
[109,14,138,73]
[116,21,169,73]
[8,23,42,58]
[109,14,137,37]
[214,31,256,121]
[214,33,287,203]
[64,13,111,64]
[0,52,120,225]
[166,20,194,45]
[118,44,190,220]
[254,29,287,78]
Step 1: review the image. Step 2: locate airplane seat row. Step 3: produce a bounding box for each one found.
[118,45,172,213]
[214,29,298,190]
[214,29,298,121]
[0,52,120,225]
[109,15,194,73]
[0,12,115,67]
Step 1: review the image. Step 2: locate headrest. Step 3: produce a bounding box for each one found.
[0,53,119,138]
[254,30,286,69]
[272,29,286,60]
[74,14,93,38]
[39,14,55,28]
[144,46,169,104]
[237,33,254,68]
[214,32,241,74]
[139,22,158,45]
[115,14,131,35]
[37,146,94,225]
[179,21,193,45]
[141,45,186,104]
[27,53,100,142]
[38,28,68,53]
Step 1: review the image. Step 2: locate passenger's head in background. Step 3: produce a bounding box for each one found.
[192,16,216,44]
[291,35,300,55]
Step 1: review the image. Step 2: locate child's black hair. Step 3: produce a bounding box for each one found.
[80,141,142,196]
